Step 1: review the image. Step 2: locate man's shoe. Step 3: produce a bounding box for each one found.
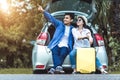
[48,68,55,74]
[54,66,65,74]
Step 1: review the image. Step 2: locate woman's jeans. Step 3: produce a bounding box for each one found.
[69,49,102,69]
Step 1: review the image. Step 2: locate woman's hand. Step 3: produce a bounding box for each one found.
[78,36,88,40]
[87,33,93,44]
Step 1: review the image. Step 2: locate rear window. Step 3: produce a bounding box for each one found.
[49,0,92,15]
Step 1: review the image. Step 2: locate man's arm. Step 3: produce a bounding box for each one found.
[38,5,60,27]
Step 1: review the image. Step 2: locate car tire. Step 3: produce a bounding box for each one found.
[63,68,73,74]
[95,69,101,74]
[33,70,47,74]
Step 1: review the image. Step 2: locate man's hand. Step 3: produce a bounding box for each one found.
[38,5,45,13]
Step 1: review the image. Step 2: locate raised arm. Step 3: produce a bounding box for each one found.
[38,5,60,27]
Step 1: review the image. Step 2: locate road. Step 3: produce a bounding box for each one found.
[0,74,120,80]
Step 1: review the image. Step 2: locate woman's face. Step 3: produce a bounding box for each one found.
[76,17,84,27]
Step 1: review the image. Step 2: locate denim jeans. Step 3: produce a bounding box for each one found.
[51,45,69,69]
[69,49,102,69]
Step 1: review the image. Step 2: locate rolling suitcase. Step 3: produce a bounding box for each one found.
[76,48,96,73]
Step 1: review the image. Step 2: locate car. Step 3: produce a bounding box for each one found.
[32,0,108,74]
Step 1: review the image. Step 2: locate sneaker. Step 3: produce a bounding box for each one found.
[72,69,77,74]
[54,66,65,74]
[48,68,55,74]
[100,68,108,74]
[72,71,77,74]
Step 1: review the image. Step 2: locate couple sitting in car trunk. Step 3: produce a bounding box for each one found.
[38,5,107,74]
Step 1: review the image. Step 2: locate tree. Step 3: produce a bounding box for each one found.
[0,0,45,67]
[94,0,120,66]
[108,0,120,69]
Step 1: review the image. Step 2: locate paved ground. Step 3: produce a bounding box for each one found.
[0,74,120,80]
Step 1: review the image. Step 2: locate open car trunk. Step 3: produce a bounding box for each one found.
[51,0,92,3]
[45,0,96,22]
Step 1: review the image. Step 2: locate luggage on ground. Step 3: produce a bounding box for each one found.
[76,48,96,73]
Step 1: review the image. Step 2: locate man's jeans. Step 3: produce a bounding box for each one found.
[69,49,102,69]
[51,45,69,68]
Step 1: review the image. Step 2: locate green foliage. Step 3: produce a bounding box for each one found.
[109,37,120,56]
[0,0,44,51]
[91,0,120,66]
[0,0,46,68]
[93,0,113,64]
[93,0,112,46]
[93,0,111,31]
[0,68,32,74]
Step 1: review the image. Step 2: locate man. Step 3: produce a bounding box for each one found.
[38,6,74,74]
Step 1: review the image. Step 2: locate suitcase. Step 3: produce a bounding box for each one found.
[76,48,96,73]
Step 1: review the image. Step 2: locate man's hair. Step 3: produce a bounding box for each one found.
[65,13,74,19]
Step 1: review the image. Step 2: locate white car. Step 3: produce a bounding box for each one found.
[32,0,108,74]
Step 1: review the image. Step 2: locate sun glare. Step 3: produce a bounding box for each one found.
[0,0,9,13]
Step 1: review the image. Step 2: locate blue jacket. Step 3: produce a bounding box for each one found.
[44,11,74,52]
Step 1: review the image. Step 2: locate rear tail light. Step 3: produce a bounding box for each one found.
[36,65,45,69]
[36,32,48,45]
[94,34,104,46]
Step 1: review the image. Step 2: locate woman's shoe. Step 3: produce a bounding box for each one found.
[72,71,77,74]
[100,68,108,74]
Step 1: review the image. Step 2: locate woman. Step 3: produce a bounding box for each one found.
[69,15,108,74]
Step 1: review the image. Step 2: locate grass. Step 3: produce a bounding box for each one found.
[0,68,32,74]
[0,68,120,74]
[110,71,120,74]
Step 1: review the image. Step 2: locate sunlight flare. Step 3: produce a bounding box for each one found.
[0,0,9,13]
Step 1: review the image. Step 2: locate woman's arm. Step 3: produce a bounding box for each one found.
[86,32,93,45]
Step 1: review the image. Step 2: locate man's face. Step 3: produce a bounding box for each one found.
[63,15,73,25]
